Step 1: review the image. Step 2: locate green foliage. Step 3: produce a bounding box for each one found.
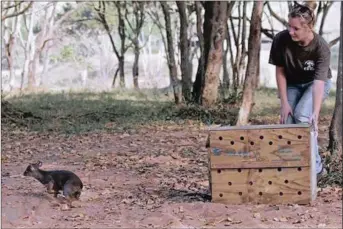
[50,45,75,63]
[60,45,74,60]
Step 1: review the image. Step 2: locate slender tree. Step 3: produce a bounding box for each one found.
[328,1,342,155]
[236,1,263,125]
[161,1,182,104]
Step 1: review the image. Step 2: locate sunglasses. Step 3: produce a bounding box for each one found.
[291,3,314,24]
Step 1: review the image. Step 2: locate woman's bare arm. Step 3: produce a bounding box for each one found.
[276,66,288,105]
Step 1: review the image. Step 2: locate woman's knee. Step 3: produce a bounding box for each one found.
[293,110,311,124]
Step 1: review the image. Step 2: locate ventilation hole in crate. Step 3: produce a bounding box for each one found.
[269,141,273,145]
[298,191,302,195]
[237,168,242,173]
[278,135,283,139]
[240,136,244,141]
[287,141,292,145]
[259,192,263,196]
[219,193,223,197]
[239,192,243,196]
[230,141,235,145]
[298,135,302,139]
[260,136,264,140]
[277,167,282,172]
[250,141,255,145]
[219,136,223,140]
[285,180,289,184]
[297,167,302,171]
[279,192,283,196]
[249,181,253,185]
[217,169,221,173]
[258,168,263,173]
[228,182,232,186]
[268,181,272,185]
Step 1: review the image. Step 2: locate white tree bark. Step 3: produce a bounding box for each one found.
[22,2,36,89]
[39,3,56,86]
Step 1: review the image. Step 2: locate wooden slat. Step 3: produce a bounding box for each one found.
[211,167,311,205]
[209,127,311,168]
[209,123,311,131]
[210,129,249,154]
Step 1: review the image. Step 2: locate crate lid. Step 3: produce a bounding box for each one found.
[209,123,311,131]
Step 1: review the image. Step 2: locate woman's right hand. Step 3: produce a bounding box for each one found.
[280,102,293,124]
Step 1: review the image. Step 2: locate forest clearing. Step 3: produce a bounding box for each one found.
[1,1,342,228]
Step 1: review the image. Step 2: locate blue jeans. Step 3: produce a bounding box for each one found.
[285,79,332,174]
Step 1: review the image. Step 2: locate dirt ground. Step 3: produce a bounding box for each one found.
[1,122,342,228]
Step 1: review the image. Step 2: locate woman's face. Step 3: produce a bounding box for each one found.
[288,17,312,42]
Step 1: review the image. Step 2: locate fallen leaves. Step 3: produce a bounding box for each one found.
[253,213,261,219]
[2,119,342,229]
[60,204,70,211]
[279,217,288,222]
[223,217,242,226]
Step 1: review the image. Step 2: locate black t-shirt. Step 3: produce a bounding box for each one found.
[269,30,332,84]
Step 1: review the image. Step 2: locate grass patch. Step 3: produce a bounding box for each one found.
[2,89,237,134]
[2,87,336,135]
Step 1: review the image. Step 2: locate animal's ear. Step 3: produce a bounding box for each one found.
[35,161,43,167]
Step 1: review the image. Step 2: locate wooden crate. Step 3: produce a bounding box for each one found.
[208,124,317,205]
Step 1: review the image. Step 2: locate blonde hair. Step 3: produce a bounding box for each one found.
[289,1,317,28]
[304,1,317,11]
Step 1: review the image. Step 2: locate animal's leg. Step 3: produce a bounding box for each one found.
[45,181,55,195]
[63,181,80,207]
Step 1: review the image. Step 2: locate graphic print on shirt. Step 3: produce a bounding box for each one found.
[303,60,315,71]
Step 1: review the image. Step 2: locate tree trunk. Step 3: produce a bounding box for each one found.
[222,38,230,89]
[5,34,14,90]
[318,2,333,36]
[97,2,125,89]
[239,1,248,88]
[161,1,181,104]
[118,58,125,89]
[112,68,120,87]
[25,2,57,90]
[236,1,263,125]
[132,39,140,89]
[27,59,36,90]
[201,1,229,107]
[253,43,261,89]
[22,3,36,90]
[130,2,145,89]
[40,5,56,86]
[117,2,126,88]
[192,1,205,104]
[40,43,51,86]
[232,3,242,90]
[27,44,40,90]
[7,9,21,91]
[328,1,343,155]
[176,1,192,102]
[227,20,236,92]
